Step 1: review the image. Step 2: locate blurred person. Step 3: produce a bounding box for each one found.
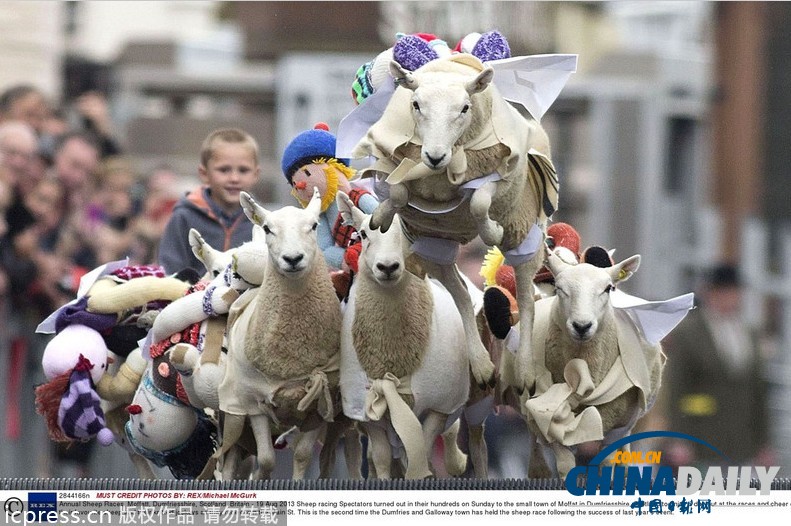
[663,264,770,466]
[157,128,261,274]
[72,91,122,158]
[128,164,179,265]
[49,130,100,209]
[0,176,69,478]
[0,120,38,190]
[0,84,49,134]
[83,156,142,263]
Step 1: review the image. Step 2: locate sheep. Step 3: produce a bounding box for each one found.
[500,248,666,477]
[353,54,559,396]
[215,188,344,480]
[336,192,470,479]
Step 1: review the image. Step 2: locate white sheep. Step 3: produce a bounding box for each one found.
[216,188,343,480]
[336,192,470,479]
[500,248,666,477]
[353,55,559,396]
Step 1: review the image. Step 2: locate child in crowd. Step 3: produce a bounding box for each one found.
[157,128,261,274]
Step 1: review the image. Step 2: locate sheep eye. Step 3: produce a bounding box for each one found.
[604,284,614,294]
[263,225,272,235]
[412,101,420,112]
[359,230,368,240]
[311,222,318,231]
[461,104,470,114]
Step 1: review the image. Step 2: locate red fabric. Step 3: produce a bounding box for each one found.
[331,189,371,251]
[344,243,362,274]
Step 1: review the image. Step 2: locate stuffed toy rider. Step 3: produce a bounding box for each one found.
[281,123,379,286]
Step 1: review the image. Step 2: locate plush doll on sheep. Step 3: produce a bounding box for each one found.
[34,262,197,477]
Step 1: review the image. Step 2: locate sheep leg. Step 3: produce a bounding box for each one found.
[370,183,408,232]
[364,423,391,479]
[441,419,468,477]
[551,442,576,479]
[219,413,247,480]
[426,262,496,388]
[423,411,447,477]
[318,421,339,478]
[248,414,276,479]
[514,260,539,394]
[343,425,364,479]
[470,182,504,247]
[467,423,488,479]
[292,426,323,479]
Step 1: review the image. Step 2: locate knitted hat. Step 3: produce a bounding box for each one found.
[57,354,114,446]
[454,30,511,62]
[281,123,344,183]
[351,48,394,105]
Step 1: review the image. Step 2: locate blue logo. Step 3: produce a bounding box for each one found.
[27,493,57,522]
[564,431,779,497]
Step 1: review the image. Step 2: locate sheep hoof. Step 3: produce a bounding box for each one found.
[371,204,395,232]
[479,221,504,247]
[471,358,496,390]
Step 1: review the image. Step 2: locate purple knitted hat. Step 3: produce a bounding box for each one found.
[57,355,114,446]
[471,30,511,62]
[393,34,440,71]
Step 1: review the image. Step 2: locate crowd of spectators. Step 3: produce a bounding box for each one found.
[0,84,180,477]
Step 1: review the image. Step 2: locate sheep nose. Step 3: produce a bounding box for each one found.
[376,262,400,276]
[572,321,593,337]
[426,153,446,167]
[282,254,304,267]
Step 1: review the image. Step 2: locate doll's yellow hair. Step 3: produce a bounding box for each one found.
[292,157,357,212]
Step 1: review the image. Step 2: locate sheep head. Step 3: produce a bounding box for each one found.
[240,188,322,280]
[188,228,235,280]
[546,248,641,342]
[391,60,493,171]
[337,192,407,287]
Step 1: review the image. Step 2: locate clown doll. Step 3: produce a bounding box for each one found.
[281,123,378,277]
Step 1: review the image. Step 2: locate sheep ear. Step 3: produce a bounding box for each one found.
[188,228,206,263]
[336,191,367,230]
[610,255,641,283]
[241,191,269,227]
[306,187,322,218]
[466,67,494,95]
[545,243,574,276]
[391,61,419,90]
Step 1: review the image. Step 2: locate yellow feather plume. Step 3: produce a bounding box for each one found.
[480,246,505,288]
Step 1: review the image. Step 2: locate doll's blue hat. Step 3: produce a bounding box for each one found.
[281,123,344,183]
